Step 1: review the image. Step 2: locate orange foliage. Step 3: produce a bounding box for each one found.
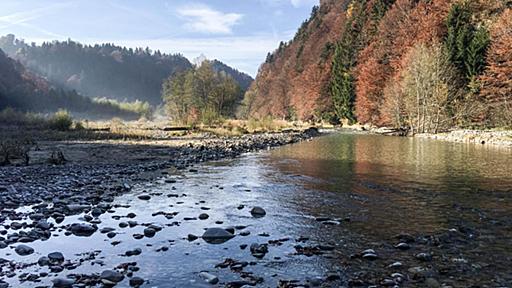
[355,0,453,125]
[480,9,512,104]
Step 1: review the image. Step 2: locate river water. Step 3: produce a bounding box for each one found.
[2,132,512,287]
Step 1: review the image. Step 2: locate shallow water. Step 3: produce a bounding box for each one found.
[2,132,512,287]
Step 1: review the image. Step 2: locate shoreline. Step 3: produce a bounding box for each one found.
[341,124,512,147]
[0,128,321,210]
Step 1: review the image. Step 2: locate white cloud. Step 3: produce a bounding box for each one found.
[177,4,243,34]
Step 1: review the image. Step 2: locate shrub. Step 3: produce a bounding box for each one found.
[49,110,73,131]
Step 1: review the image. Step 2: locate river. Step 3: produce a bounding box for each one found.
[2,132,511,287]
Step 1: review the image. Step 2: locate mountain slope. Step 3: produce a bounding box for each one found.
[0,35,254,106]
[0,48,139,119]
[246,0,349,120]
[246,0,512,126]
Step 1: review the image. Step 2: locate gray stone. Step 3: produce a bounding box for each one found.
[100,270,124,285]
[202,228,235,244]
[52,278,75,288]
[48,252,64,263]
[199,272,219,284]
[14,244,34,256]
[250,206,266,218]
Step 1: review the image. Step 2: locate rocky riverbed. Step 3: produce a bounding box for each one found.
[0,129,511,287]
[0,129,324,287]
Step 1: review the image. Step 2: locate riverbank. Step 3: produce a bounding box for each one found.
[0,128,321,209]
[343,124,512,147]
[414,129,512,147]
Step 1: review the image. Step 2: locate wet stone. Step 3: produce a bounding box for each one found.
[199,272,219,284]
[100,270,124,285]
[14,244,34,256]
[250,206,266,218]
[48,252,64,263]
[143,228,156,238]
[138,195,151,201]
[416,252,433,262]
[52,278,75,288]
[129,276,145,287]
[69,223,97,237]
[202,228,235,244]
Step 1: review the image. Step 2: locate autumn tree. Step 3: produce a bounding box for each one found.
[479,9,512,127]
[330,0,392,123]
[162,62,241,125]
[391,43,461,134]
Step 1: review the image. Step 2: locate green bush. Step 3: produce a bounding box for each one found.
[49,110,73,131]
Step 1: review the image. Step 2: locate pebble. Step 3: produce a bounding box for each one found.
[14,244,34,256]
[100,270,124,285]
[250,206,266,218]
[199,272,219,284]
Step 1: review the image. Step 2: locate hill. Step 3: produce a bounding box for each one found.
[245,0,512,129]
[0,35,253,106]
[0,48,139,119]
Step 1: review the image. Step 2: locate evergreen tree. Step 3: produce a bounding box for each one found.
[445,3,490,83]
[330,44,355,122]
[329,0,392,123]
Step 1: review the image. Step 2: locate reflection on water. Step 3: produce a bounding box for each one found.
[2,132,511,287]
[266,132,512,235]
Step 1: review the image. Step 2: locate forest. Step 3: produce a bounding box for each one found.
[246,0,512,132]
[0,35,252,121]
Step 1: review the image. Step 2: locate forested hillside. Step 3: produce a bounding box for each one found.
[246,0,512,130]
[0,35,253,107]
[0,35,192,105]
[0,48,139,119]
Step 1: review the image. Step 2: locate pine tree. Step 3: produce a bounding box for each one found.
[331,55,355,123]
[445,3,490,83]
[466,26,490,79]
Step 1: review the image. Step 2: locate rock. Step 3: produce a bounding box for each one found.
[388,261,403,269]
[304,127,320,137]
[199,272,219,284]
[202,228,235,244]
[187,234,198,241]
[100,227,116,234]
[250,243,268,258]
[143,228,156,238]
[36,220,51,230]
[198,213,209,220]
[52,278,75,288]
[138,195,151,201]
[416,252,432,262]
[361,249,378,260]
[394,242,411,250]
[125,248,142,256]
[69,223,97,237]
[250,207,266,218]
[48,252,64,263]
[66,204,89,214]
[38,256,50,266]
[100,270,124,285]
[91,208,103,217]
[14,244,34,256]
[129,277,145,287]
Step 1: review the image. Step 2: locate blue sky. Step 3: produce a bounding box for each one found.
[0,0,319,76]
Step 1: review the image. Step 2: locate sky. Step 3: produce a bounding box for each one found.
[0,0,319,76]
